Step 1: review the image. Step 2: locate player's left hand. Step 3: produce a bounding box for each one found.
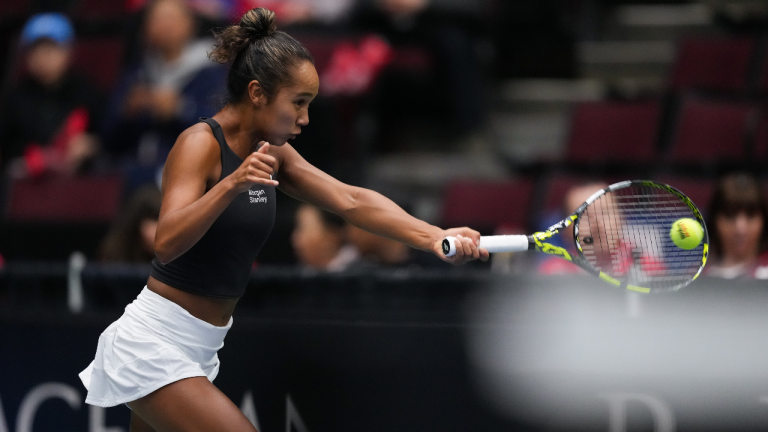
[434,227,489,265]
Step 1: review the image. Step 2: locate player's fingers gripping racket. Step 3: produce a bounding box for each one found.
[443,180,708,293]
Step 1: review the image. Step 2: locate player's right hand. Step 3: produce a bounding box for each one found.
[433,228,489,265]
[230,142,279,192]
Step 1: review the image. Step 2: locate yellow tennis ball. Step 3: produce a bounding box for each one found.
[670,218,703,250]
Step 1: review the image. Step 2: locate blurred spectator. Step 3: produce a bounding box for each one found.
[291,204,358,271]
[127,0,356,26]
[346,224,445,269]
[489,1,576,79]
[0,13,103,178]
[99,185,162,263]
[352,0,487,150]
[101,0,226,190]
[536,181,608,275]
[232,0,355,27]
[704,173,768,279]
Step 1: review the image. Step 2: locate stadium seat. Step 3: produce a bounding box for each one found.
[388,45,433,74]
[0,0,30,20]
[71,37,125,92]
[667,98,756,165]
[538,173,624,218]
[6,175,124,223]
[440,178,534,233]
[654,175,715,215]
[669,37,755,93]
[296,36,338,73]
[565,101,661,164]
[70,0,128,20]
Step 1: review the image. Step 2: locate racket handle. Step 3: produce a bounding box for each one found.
[442,235,529,257]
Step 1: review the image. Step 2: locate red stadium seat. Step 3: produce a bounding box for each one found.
[669,37,755,93]
[654,175,715,214]
[6,175,124,223]
[667,99,756,164]
[565,101,661,164]
[441,178,534,233]
[71,37,125,92]
[0,0,30,19]
[70,0,128,20]
[295,36,338,73]
[539,173,624,217]
[388,45,433,73]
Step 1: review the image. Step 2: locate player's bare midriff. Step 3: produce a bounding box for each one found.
[147,276,238,327]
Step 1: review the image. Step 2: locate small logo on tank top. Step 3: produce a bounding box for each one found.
[249,189,267,204]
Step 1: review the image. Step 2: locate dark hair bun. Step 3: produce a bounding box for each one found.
[212,6,314,103]
[240,8,276,39]
[209,7,277,64]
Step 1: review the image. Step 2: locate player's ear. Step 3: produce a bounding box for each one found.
[248,80,265,106]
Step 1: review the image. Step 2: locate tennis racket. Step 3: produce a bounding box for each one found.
[443,180,708,293]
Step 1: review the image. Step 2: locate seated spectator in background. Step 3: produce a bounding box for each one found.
[346,224,446,268]
[704,173,768,279]
[231,0,355,27]
[99,185,162,263]
[352,0,487,149]
[0,13,103,178]
[291,204,359,271]
[537,181,608,275]
[101,0,226,190]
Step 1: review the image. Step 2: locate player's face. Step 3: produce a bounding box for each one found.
[256,61,319,146]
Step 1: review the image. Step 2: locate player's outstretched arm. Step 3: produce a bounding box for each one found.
[274,144,488,265]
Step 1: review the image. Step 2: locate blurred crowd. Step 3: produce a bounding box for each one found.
[0,0,489,183]
[0,0,767,281]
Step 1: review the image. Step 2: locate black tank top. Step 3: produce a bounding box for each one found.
[150,118,276,298]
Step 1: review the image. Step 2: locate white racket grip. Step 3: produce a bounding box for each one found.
[442,235,530,257]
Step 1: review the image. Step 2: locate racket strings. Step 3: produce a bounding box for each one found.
[579,184,703,290]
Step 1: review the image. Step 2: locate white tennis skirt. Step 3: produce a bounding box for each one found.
[79,287,232,407]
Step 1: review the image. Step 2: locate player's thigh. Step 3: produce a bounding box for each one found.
[130,411,157,432]
[127,376,257,432]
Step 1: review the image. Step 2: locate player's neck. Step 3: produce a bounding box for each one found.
[214,104,265,154]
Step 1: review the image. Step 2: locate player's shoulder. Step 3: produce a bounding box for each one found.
[171,123,220,156]
[165,123,221,171]
[177,122,219,146]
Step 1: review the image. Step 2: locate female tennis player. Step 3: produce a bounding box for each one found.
[79,7,487,432]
